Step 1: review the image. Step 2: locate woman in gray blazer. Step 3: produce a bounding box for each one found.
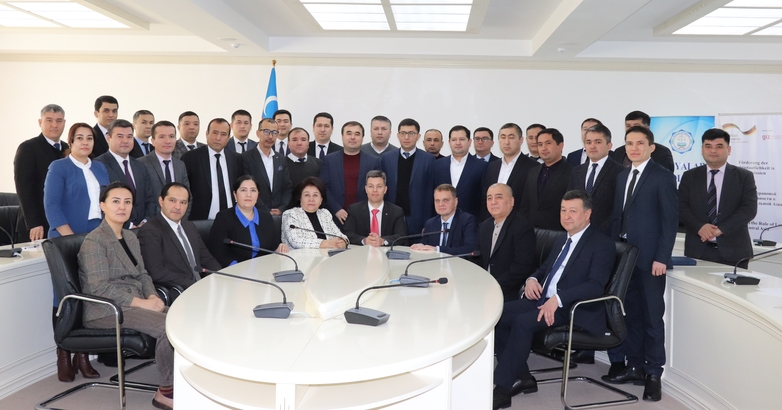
[78,181,174,410]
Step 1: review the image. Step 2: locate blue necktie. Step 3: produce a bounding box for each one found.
[441,222,449,247]
[53,142,61,151]
[538,238,572,306]
[403,152,410,159]
[707,169,719,224]
[585,163,598,195]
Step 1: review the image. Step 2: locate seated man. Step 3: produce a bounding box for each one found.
[138,182,221,289]
[492,190,614,409]
[411,184,477,255]
[344,170,407,246]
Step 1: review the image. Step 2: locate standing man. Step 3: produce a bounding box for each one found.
[611,111,675,172]
[129,110,155,158]
[474,127,500,163]
[242,118,293,215]
[138,120,191,218]
[361,115,398,157]
[381,118,436,235]
[273,109,293,157]
[566,118,602,167]
[525,123,545,163]
[411,184,478,256]
[520,128,573,231]
[173,111,204,159]
[182,118,244,220]
[308,112,343,159]
[225,109,256,154]
[286,127,320,201]
[603,126,678,402]
[343,170,407,246]
[679,128,757,268]
[92,95,118,157]
[433,125,487,218]
[482,123,539,221]
[423,129,445,159]
[14,104,69,241]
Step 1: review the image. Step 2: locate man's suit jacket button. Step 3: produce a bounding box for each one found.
[127,289,131,293]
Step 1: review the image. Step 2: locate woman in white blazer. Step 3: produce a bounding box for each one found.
[281,177,348,249]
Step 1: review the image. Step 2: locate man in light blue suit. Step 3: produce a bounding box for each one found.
[433,125,488,218]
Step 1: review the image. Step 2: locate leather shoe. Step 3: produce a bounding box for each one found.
[643,375,662,401]
[510,376,538,396]
[492,387,512,410]
[72,353,100,378]
[571,350,595,364]
[604,361,626,379]
[601,366,645,385]
[97,352,119,367]
[56,348,74,382]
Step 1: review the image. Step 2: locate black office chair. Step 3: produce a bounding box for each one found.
[190,219,213,246]
[533,241,640,410]
[0,205,19,246]
[36,234,157,410]
[271,214,282,245]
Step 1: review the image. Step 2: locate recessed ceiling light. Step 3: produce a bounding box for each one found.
[8,1,128,28]
[690,16,781,27]
[0,4,58,27]
[674,26,756,35]
[709,8,782,18]
[753,25,782,34]
[725,0,782,7]
[300,0,473,31]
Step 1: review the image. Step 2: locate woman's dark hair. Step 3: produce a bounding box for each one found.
[100,181,135,204]
[293,176,327,208]
[232,175,260,192]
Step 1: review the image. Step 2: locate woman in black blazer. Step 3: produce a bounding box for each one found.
[208,175,288,267]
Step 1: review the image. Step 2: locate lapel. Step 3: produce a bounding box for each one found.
[251,149,273,191]
[100,223,138,273]
[409,150,422,186]
[201,148,213,191]
[271,153,283,191]
[447,210,461,246]
[159,215,191,265]
[507,154,533,185]
[624,159,656,210]
[560,227,592,276]
[380,201,391,234]
[492,212,514,257]
[540,160,566,200]
[717,164,735,212]
[149,156,166,184]
[592,158,614,189]
[462,155,476,182]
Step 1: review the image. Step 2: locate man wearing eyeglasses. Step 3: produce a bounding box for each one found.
[474,127,500,163]
[242,118,292,216]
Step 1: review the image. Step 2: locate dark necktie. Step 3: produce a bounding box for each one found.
[163,160,172,184]
[318,145,326,160]
[441,222,449,247]
[707,169,719,224]
[53,142,60,151]
[538,238,572,306]
[187,144,195,151]
[620,169,639,237]
[176,225,199,282]
[279,141,286,157]
[403,152,410,159]
[585,163,598,195]
[238,142,246,153]
[122,159,136,192]
[298,158,305,162]
[143,142,152,155]
[215,153,228,211]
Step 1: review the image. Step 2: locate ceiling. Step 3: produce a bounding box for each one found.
[2,0,782,69]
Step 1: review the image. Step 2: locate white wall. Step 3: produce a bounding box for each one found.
[3,60,782,193]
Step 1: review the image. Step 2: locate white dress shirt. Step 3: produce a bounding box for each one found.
[108,150,136,186]
[706,163,727,215]
[450,155,467,187]
[530,224,589,307]
[68,155,102,220]
[624,158,650,207]
[583,155,609,190]
[436,212,455,252]
[207,147,232,220]
[498,151,522,184]
[363,202,387,245]
[160,212,192,254]
[233,138,251,153]
[258,146,275,189]
[155,152,176,182]
[288,153,307,162]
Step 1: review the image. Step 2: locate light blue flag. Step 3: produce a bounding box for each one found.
[262,66,278,119]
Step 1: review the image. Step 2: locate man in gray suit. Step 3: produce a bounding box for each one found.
[173,111,205,159]
[225,109,257,154]
[242,118,293,216]
[138,120,191,218]
[361,115,398,157]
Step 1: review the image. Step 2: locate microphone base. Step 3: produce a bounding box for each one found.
[328,248,348,257]
[253,302,294,319]
[724,273,761,285]
[754,239,777,247]
[0,248,21,258]
[398,274,431,288]
[273,270,304,282]
[344,307,390,326]
[386,249,411,260]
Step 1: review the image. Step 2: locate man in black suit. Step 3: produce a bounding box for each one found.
[138,121,190,218]
[273,109,293,157]
[679,128,757,268]
[344,170,407,246]
[481,123,539,221]
[94,119,156,227]
[173,111,205,159]
[14,104,69,241]
[138,183,220,290]
[181,118,244,220]
[519,128,573,231]
[433,125,488,218]
[411,184,478,255]
[611,111,675,172]
[423,129,445,159]
[567,124,623,235]
[286,127,320,205]
[225,109,257,154]
[129,110,155,158]
[242,118,292,216]
[603,126,678,402]
[525,123,545,163]
[91,95,118,157]
[565,118,601,167]
[476,183,536,302]
[308,112,343,159]
[492,190,615,410]
[474,127,500,163]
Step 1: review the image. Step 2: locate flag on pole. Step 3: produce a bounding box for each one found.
[262,60,278,119]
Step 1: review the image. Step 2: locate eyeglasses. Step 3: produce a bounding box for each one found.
[260,129,280,137]
[474,137,492,142]
[398,131,419,137]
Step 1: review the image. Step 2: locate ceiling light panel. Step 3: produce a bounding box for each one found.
[302,2,388,30]
[725,0,782,7]
[709,8,782,17]
[0,4,58,27]
[674,25,756,35]
[690,16,780,26]
[8,1,128,28]
[391,3,471,31]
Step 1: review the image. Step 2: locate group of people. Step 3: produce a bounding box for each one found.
[13,96,759,410]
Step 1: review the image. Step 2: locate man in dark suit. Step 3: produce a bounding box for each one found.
[567,124,623,235]
[565,118,601,167]
[94,119,156,227]
[14,104,69,241]
[411,184,478,255]
[225,109,257,154]
[319,121,381,225]
[138,121,190,218]
[525,123,545,163]
[474,127,500,163]
[603,126,678,402]
[173,111,205,159]
[91,95,118,157]
[679,128,757,268]
[519,128,573,231]
[181,118,244,220]
[492,190,615,409]
[129,110,155,158]
[138,182,220,290]
[273,109,293,157]
[308,112,343,159]
[476,183,536,302]
[344,170,407,246]
[381,118,436,235]
[423,129,445,159]
[611,111,675,172]
[285,127,320,206]
[242,118,292,215]
[481,123,539,221]
[433,125,488,218]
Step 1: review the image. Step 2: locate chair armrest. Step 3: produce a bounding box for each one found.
[568,295,625,318]
[57,293,124,324]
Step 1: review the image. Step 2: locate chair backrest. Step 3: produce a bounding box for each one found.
[0,192,19,207]
[271,214,282,245]
[190,219,213,246]
[604,241,639,342]
[534,228,564,268]
[0,206,19,246]
[42,234,88,343]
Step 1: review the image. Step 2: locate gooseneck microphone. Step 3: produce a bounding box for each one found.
[344,277,449,326]
[400,251,479,287]
[289,224,349,257]
[386,229,449,260]
[223,239,303,282]
[754,224,781,247]
[0,225,21,258]
[723,246,782,285]
[198,268,294,318]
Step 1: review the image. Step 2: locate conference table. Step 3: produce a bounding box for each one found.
[166,246,504,410]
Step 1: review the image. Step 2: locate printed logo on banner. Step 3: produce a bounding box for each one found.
[669,129,694,154]
[721,123,756,143]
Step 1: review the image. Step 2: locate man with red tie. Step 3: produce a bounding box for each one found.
[343,170,407,246]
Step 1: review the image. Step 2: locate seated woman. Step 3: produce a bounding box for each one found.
[208,175,288,267]
[78,182,174,410]
[281,176,348,249]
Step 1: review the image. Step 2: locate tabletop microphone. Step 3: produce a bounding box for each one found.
[386,229,449,260]
[754,224,781,247]
[400,251,479,287]
[198,268,294,318]
[0,225,21,258]
[723,246,782,285]
[289,224,349,257]
[345,277,449,326]
[223,239,303,282]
